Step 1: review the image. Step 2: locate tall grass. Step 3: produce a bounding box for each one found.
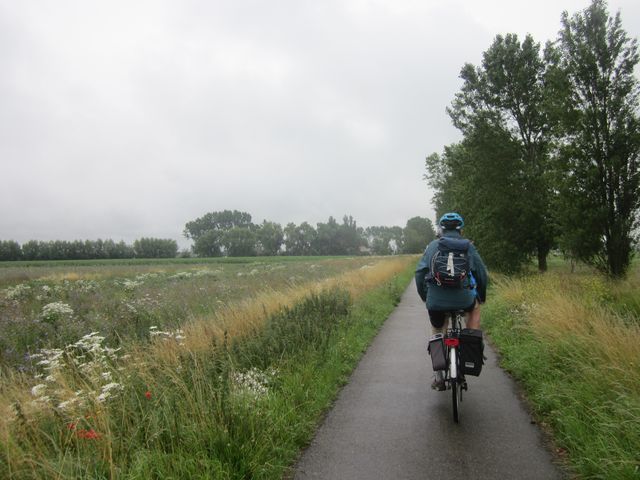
[0,257,391,369]
[0,256,415,479]
[483,270,640,479]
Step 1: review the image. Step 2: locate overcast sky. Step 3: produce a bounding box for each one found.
[1,0,639,249]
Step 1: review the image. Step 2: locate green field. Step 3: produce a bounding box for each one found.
[0,256,385,370]
[0,255,416,479]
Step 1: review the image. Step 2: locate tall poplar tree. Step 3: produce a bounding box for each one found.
[546,0,640,276]
[434,33,555,271]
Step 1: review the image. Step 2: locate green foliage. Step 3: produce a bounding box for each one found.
[192,230,224,257]
[257,221,284,256]
[440,32,556,272]
[402,216,436,253]
[429,3,640,277]
[483,268,640,479]
[426,132,533,272]
[132,238,178,258]
[8,239,136,261]
[183,210,254,240]
[0,240,22,261]
[285,216,365,256]
[545,0,640,277]
[312,216,364,255]
[184,210,255,258]
[222,228,257,257]
[284,222,317,256]
[365,226,404,255]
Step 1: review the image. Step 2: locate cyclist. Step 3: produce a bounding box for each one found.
[415,212,488,390]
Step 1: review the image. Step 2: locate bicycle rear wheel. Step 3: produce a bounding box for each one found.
[452,378,460,423]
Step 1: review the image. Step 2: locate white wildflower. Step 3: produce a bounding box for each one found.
[168,271,193,280]
[75,280,99,293]
[29,332,123,413]
[96,382,123,403]
[41,302,74,322]
[231,367,277,398]
[149,326,186,345]
[122,279,143,291]
[31,384,47,397]
[193,269,215,277]
[57,396,81,411]
[5,284,31,300]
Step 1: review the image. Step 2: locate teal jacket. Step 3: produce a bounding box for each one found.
[415,230,488,311]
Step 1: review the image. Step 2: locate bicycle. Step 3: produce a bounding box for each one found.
[443,310,467,423]
[428,310,484,423]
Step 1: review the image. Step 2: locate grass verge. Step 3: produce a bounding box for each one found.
[482,271,640,480]
[1,259,414,479]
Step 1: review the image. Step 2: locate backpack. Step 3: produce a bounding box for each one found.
[428,237,471,288]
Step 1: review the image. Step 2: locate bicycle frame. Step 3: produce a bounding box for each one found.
[444,311,467,423]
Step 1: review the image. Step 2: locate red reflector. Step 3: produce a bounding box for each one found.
[444,338,459,347]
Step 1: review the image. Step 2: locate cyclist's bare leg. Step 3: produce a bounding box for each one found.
[466,301,481,330]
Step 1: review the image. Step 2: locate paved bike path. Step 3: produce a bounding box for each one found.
[293,285,565,480]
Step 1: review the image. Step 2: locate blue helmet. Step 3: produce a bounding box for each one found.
[439,212,464,230]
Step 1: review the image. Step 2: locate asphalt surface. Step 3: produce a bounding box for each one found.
[293,285,565,480]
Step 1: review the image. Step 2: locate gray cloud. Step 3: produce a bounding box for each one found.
[1,0,639,248]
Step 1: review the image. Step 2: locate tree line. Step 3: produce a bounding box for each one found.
[426,0,639,277]
[0,238,178,261]
[183,210,436,257]
[0,212,437,261]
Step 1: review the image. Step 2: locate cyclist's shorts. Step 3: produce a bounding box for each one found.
[428,301,477,328]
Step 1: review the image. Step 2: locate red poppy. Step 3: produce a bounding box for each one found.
[77,428,101,440]
[67,422,77,431]
[145,391,152,400]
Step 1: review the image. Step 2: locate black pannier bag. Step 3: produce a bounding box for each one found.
[459,328,484,376]
[428,333,446,371]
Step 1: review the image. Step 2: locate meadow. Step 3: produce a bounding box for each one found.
[0,256,384,370]
[0,255,416,479]
[483,261,640,479]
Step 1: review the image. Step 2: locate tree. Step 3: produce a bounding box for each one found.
[21,240,41,260]
[193,230,224,257]
[314,217,341,255]
[184,210,255,257]
[0,240,22,261]
[222,227,257,257]
[365,226,403,255]
[284,222,317,255]
[256,221,284,256]
[133,238,178,258]
[545,0,640,276]
[447,33,556,271]
[337,215,365,255]
[103,239,135,259]
[426,125,535,272]
[402,217,436,253]
[184,210,253,240]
